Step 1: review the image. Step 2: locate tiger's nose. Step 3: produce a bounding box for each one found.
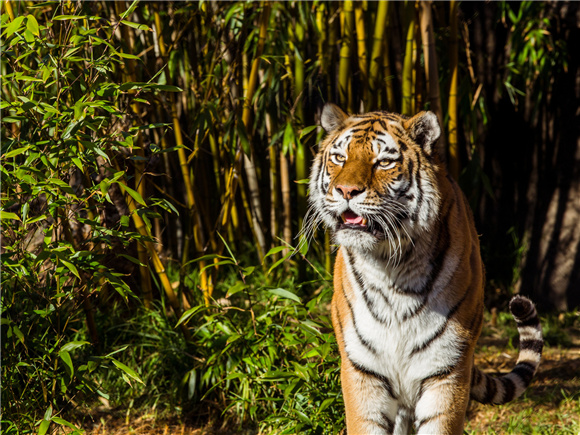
[335,184,365,200]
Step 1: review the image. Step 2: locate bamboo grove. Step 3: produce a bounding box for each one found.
[1,1,566,331]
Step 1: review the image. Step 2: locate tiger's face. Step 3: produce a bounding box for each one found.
[306,104,443,256]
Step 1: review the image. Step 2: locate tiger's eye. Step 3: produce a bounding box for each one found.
[332,154,346,164]
[377,159,396,170]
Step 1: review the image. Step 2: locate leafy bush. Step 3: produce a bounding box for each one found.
[1,4,172,433]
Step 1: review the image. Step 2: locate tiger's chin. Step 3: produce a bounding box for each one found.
[333,222,397,253]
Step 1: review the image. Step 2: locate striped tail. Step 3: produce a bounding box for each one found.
[471,295,543,405]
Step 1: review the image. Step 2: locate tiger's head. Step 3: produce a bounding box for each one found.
[306,104,443,258]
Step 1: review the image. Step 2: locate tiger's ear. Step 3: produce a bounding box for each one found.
[321,103,349,133]
[403,111,441,155]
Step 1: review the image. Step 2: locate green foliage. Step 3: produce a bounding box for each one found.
[177,249,343,434]
[0,3,166,433]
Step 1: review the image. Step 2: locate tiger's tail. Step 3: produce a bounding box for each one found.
[470,295,543,405]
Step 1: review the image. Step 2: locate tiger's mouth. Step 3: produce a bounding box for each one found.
[337,210,385,239]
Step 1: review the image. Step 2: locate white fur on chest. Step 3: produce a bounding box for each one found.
[342,250,463,405]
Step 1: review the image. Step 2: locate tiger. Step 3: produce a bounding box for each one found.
[304,103,543,435]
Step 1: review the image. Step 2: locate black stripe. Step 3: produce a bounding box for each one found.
[481,374,497,404]
[410,289,469,355]
[519,338,543,354]
[396,138,408,151]
[376,118,389,130]
[515,316,540,328]
[502,377,516,403]
[419,367,453,396]
[349,127,371,135]
[349,357,395,398]
[511,362,536,385]
[369,415,394,433]
[346,254,393,326]
[401,296,428,321]
[415,412,444,431]
[341,254,379,355]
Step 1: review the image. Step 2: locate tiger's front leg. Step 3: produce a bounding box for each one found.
[413,361,473,435]
[340,355,400,434]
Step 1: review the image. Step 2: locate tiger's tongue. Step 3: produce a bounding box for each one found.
[343,211,365,225]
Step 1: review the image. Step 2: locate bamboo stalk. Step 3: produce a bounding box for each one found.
[121,184,191,341]
[448,0,459,179]
[339,1,354,112]
[369,1,388,110]
[402,1,416,116]
[114,0,154,308]
[4,0,15,21]
[293,10,308,238]
[220,3,271,241]
[280,149,292,257]
[316,2,328,78]
[419,0,448,163]
[354,1,368,107]
[383,37,395,110]
[412,7,420,113]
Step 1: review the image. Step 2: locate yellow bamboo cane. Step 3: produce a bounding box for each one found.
[4,1,15,21]
[116,174,191,341]
[448,0,459,179]
[354,2,368,107]
[221,3,271,237]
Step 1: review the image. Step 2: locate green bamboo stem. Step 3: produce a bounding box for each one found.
[448,0,459,179]
[369,0,388,110]
[339,1,354,112]
[402,1,416,116]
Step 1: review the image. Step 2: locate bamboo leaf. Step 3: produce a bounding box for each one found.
[59,350,74,378]
[120,20,151,31]
[1,211,21,221]
[118,181,147,206]
[111,358,144,385]
[267,288,301,304]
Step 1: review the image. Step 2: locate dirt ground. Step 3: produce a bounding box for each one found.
[81,326,580,435]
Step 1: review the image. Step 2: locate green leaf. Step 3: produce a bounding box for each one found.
[264,245,287,258]
[175,305,205,327]
[3,15,26,39]
[226,281,248,298]
[120,20,151,31]
[38,419,50,435]
[119,0,140,19]
[26,15,40,36]
[4,144,31,158]
[267,288,302,304]
[59,350,74,378]
[60,340,90,353]
[52,15,87,21]
[60,259,80,279]
[50,417,80,431]
[111,358,144,385]
[1,211,21,221]
[299,125,317,139]
[118,181,146,206]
